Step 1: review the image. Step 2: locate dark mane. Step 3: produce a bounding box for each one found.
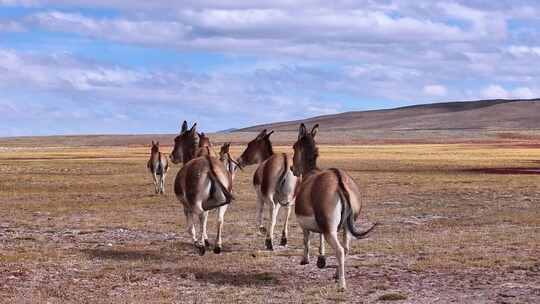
[301,135,319,171]
[263,138,274,156]
[178,131,198,163]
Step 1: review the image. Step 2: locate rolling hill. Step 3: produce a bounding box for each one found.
[237,98,540,132]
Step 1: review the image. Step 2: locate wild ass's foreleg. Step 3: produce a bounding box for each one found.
[265,200,280,251]
[152,173,159,194]
[300,229,310,265]
[213,205,228,254]
[280,205,291,246]
[317,233,326,268]
[255,188,266,234]
[325,231,346,291]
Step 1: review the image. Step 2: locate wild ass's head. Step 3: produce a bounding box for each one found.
[237,129,274,167]
[198,132,211,148]
[150,141,160,154]
[170,120,198,164]
[291,123,319,177]
[219,142,241,180]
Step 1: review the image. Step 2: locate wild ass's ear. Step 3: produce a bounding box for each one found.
[311,124,319,138]
[256,129,267,140]
[298,123,307,139]
[151,140,155,146]
[264,130,275,139]
[156,141,160,146]
[181,121,188,133]
[189,123,197,135]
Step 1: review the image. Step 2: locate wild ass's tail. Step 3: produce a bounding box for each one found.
[206,156,235,204]
[330,168,378,239]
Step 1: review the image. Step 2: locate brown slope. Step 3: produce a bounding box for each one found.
[236,99,540,132]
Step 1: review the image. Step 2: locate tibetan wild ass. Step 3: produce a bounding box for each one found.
[196,132,213,157]
[237,130,297,250]
[219,142,241,181]
[170,121,236,255]
[292,123,378,291]
[147,141,168,194]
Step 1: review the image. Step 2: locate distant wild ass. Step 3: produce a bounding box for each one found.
[170,121,237,255]
[292,123,377,291]
[237,130,297,250]
[147,141,168,194]
[196,132,212,157]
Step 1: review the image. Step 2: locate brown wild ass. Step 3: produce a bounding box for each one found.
[219,142,240,181]
[237,130,297,250]
[170,121,236,255]
[196,132,212,157]
[292,123,377,291]
[147,141,168,194]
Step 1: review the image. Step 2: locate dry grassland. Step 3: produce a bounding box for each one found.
[0,142,539,303]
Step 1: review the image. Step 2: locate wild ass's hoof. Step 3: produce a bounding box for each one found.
[280,232,287,246]
[213,246,222,254]
[197,245,206,256]
[265,239,274,251]
[317,256,326,269]
[204,239,210,248]
[300,258,309,265]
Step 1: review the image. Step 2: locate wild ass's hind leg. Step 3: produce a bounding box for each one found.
[160,172,166,194]
[300,229,311,265]
[265,200,280,251]
[199,211,210,248]
[317,233,326,269]
[213,205,228,254]
[343,228,350,256]
[325,231,346,291]
[184,209,197,246]
[255,188,266,235]
[280,205,291,246]
[192,211,206,256]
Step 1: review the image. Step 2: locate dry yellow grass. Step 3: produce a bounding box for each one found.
[0,142,539,303]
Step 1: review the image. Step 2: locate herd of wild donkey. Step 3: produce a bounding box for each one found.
[147,121,378,291]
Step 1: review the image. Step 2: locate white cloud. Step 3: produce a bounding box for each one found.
[481,85,537,99]
[507,45,540,57]
[481,85,510,99]
[512,87,535,99]
[423,84,448,97]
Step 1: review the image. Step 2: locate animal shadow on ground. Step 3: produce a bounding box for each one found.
[169,267,279,287]
[81,248,164,261]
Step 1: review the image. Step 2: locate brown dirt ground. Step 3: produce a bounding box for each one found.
[0,141,539,303]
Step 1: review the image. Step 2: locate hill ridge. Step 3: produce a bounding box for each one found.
[237,98,540,132]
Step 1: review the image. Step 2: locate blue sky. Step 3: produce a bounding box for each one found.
[0,1,539,136]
